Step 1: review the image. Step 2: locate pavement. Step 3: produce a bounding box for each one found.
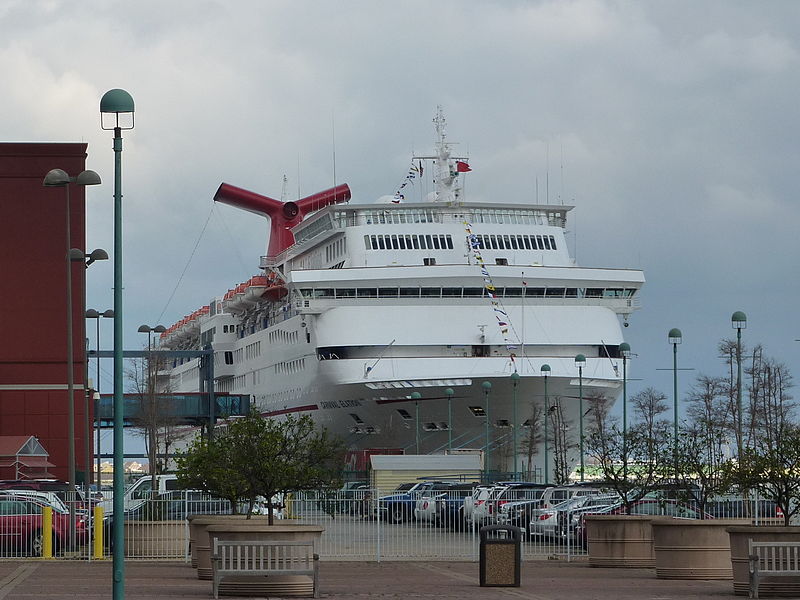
[0,558,742,599]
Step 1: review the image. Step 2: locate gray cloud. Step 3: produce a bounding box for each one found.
[4,0,798,408]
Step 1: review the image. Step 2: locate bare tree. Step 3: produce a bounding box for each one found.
[549,397,576,485]
[125,355,185,490]
[587,387,673,514]
[519,401,543,481]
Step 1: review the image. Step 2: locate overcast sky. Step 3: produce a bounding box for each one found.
[5,0,799,424]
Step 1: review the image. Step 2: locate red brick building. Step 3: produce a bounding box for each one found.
[0,143,92,483]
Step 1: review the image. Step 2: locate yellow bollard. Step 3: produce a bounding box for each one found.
[285,493,294,519]
[93,506,104,559]
[42,506,53,559]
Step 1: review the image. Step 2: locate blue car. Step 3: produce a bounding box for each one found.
[378,482,443,524]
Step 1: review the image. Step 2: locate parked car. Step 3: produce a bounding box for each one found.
[0,479,91,512]
[576,498,713,548]
[0,494,88,556]
[496,489,552,528]
[706,498,782,521]
[378,482,443,524]
[463,485,494,526]
[121,490,232,521]
[557,494,622,540]
[414,483,475,529]
[472,483,550,526]
[529,495,593,538]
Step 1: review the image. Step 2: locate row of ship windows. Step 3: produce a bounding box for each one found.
[216,370,264,392]
[325,238,346,262]
[349,407,548,433]
[245,341,261,361]
[355,208,562,226]
[364,234,454,251]
[276,358,306,375]
[360,209,441,225]
[269,329,299,345]
[301,287,637,299]
[473,233,557,251]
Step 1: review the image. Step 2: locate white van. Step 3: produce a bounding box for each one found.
[99,474,182,514]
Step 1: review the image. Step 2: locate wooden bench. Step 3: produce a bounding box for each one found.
[212,539,319,599]
[749,540,800,598]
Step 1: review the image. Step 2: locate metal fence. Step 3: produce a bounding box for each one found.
[0,487,787,562]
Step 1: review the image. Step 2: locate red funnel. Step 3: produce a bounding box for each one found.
[214,183,351,257]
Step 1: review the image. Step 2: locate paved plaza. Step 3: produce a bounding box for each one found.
[0,558,741,599]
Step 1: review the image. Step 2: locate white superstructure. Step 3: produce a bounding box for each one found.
[160,109,644,478]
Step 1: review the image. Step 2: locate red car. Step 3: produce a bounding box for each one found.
[0,495,87,556]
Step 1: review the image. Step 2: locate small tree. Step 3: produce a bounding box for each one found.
[175,410,344,524]
[732,423,800,526]
[587,387,672,514]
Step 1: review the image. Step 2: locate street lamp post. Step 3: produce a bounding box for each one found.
[138,324,167,485]
[410,392,422,453]
[619,343,631,482]
[444,388,454,451]
[541,364,551,485]
[668,328,682,479]
[511,372,520,478]
[575,354,586,482]
[86,309,114,487]
[482,381,492,476]
[43,168,101,542]
[732,312,747,460]
[101,87,134,600]
[71,249,109,491]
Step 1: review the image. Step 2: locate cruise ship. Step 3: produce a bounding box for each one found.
[160,109,644,477]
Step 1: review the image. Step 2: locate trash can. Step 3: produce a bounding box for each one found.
[479,524,522,587]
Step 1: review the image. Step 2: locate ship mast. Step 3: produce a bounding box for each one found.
[415,106,467,204]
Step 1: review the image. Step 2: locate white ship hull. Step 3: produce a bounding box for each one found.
[161,110,644,479]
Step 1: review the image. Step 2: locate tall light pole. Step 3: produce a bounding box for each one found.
[541,364,550,485]
[732,312,747,460]
[668,328,682,479]
[86,308,114,488]
[43,168,101,542]
[101,87,134,600]
[511,371,520,478]
[72,248,109,489]
[410,391,422,453]
[575,354,586,482]
[444,388,454,452]
[138,324,166,485]
[482,381,492,477]
[619,343,631,482]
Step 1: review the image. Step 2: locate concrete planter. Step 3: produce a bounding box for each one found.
[653,519,748,580]
[586,515,660,568]
[191,515,273,579]
[205,523,324,597]
[728,525,800,596]
[123,520,186,559]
